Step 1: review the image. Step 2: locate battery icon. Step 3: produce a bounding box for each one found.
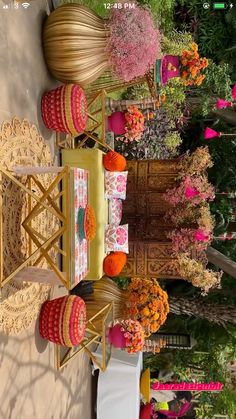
[213,3,226,8]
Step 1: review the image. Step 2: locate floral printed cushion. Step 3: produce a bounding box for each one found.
[109,199,123,225]
[105,171,128,200]
[105,224,129,254]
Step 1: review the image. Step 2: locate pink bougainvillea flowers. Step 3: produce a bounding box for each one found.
[216,98,232,109]
[204,127,221,139]
[185,186,200,199]
[194,229,209,242]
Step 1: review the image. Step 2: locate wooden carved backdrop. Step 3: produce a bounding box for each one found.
[121,159,183,279]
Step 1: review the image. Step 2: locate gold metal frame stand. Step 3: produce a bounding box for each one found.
[0,165,73,292]
[55,302,114,371]
[56,90,113,152]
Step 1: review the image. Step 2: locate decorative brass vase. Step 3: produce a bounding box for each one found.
[84,277,128,324]
[43,4,110,86]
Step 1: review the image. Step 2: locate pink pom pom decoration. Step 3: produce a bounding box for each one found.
[204,127,221,140]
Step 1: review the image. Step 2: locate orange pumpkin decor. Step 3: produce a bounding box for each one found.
[103,251,127,277]
[103,151,126,172]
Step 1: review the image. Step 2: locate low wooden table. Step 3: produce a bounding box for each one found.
[0,165,90,292]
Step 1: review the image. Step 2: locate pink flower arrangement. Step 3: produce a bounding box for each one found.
[119,319,145,354]
[167,228,212,255]
[124,106,145,141]
[106,6,161,82]
[166,204,215,232]
[164,175,215,207]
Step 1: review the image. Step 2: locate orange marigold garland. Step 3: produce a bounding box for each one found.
[125,278,169,337]
[84,204,96,241]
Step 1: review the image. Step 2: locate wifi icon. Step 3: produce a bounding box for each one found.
[21,2,30,8]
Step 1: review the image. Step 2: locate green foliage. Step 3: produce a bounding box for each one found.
[144,339,236,417]
[203,61,233,100]
[207,131,236,191]
[175,0,235,68]
[121,83,150,101]
[224,8,236,81]
[186,61,232,117]
[112,276,130,290]
[164,131,182,153]
[160,78,186,119]
[212,387,236,419]
[181,114,236,189]
[210,197,234,236]
[114,108,179,160]
[162,30,193,55]
[144,339,235,376]
[137,0,175,35]
[201,61,232,116]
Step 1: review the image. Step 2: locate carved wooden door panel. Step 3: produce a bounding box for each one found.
[122,241,182,278]
[122,159,182,278]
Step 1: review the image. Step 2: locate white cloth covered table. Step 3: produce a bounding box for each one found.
[95,349,143,419]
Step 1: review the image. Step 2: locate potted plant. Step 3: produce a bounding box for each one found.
[108,319,144,354]
[157,42,208,86]
[108,106,145,141]
[43,4,161,86]
[125,278,169,336]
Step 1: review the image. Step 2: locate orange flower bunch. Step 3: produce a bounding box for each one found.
[120,319,145,354]
[84,204,96,241]
[180,42,208,86]
[125,278,169,337]
[124,106,145,141]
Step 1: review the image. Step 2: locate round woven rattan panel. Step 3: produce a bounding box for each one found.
[0,117,58,335]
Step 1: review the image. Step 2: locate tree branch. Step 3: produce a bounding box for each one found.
[207,246,236,279]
